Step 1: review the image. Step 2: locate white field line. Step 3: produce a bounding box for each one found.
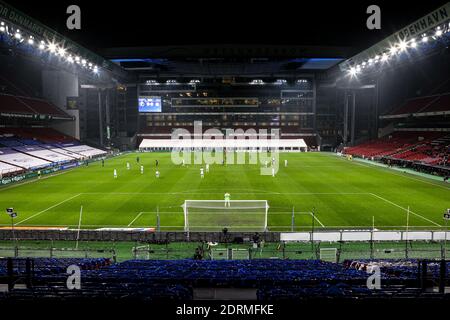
[76,205,83,231]
[370,193,442,227]
[128,212,144,227]
[80,192,371,195]
[15,193,83,225]
[0,223,444,229]
[308,212,325,228]
[75,205,83,249]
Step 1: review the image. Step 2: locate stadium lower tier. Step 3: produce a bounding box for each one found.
[0,258,448,301]
[0,127,107,176]
[344,131,450,168]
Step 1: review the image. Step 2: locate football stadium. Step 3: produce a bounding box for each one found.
[0,0,449,312]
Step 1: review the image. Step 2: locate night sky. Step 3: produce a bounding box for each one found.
[9,0,449,52]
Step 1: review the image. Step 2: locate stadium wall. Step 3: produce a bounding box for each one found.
[42,69,80,139]
[1,230,448,243]
[0,230,280,242]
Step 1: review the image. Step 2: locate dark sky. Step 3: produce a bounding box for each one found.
[9,0,449,51]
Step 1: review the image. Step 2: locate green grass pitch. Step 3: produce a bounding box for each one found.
[0,152,448,231]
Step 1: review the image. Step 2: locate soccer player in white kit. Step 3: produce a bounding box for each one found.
[126,162,130,170]
[155,170,160,178]
[285,159,288,167]
[272,167,275,177]
[182,159,185,167]
[206,163,209,173]
[140,165,144,174]
[113,169,117,179]
[200,167,204,179]
[224,192,230,207]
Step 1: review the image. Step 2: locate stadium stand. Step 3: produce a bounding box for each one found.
[0,128,107,174]
[344,131,445,159]
[55,143,107,158]
[13,145,74,164]
[0,94,72,119]
[419,93,450,113]
[0,161,23,177]
[388,96,439,116]
[392,134,450,165]
[382,93,450,118]
[0,258,448,301]
[0,148,51,170]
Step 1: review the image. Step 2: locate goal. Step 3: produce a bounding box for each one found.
[320,248,338,263]
[182,200,269,232]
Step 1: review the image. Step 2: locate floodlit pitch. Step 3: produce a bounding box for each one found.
[0,152,448,231]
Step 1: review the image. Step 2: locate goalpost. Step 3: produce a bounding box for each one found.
[182,200,269,232]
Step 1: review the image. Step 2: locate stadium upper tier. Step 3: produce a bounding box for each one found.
[344,131,450,166]
[0,258,448,301]
[0,128,107,175]
[0,94,72,119]
[382,93,450,118]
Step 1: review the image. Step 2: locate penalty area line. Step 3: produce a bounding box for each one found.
[369,193,441,227]
[15,193,83,226]
[128,212,144,227]
[309,212,325,228]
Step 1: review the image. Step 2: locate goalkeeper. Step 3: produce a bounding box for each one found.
[224,192,231,207]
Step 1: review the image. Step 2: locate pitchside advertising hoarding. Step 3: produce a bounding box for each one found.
[0,163,80,185]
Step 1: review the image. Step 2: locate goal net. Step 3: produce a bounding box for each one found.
[182,200,269,232]
[320,248,338,263]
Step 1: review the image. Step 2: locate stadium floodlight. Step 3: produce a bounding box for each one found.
[67,55,74,63]
[81,59,87,65]
[58,47,66,56]
[48,42,57,53]
[349,67,357,77]
[93,66,99,74]
[398,41,408,51]
[27,37,34,45]
[14,30,21,40]
[38,41,45,50]
[410,39,417,48]
[381,53,389,62]
[0,23,5,32]
[368,58,374,65]
[389,46,398,55]
[435,28,443,37]
[182,200,269,232]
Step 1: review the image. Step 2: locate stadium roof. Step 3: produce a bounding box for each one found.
[0,0,128,80]
[340,2,450,77]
